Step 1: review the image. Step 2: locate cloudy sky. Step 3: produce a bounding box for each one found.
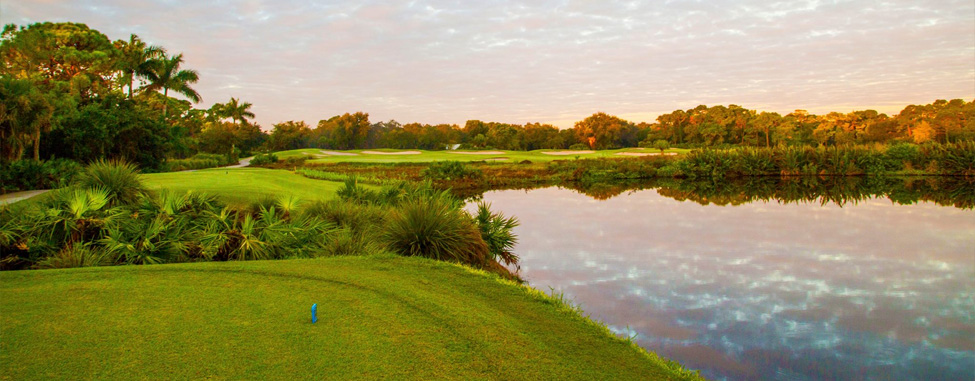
[3,0,973,128]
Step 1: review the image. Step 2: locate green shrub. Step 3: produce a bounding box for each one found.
[473,202,520,266]
[885,143,919,169]
[568,143,589,150]
[382,191,489,267]
[250,152,279,166]
[73,160,146,205]
[0,159,82,192]
[163,153,234,172]
[421,161,482,181]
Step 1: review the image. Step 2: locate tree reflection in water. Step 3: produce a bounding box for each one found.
[468,179,974,380]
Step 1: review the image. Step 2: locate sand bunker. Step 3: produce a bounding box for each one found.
[448,151,506,155]
[617,152,658,156]
[616,152,678,156]
[360,150,422,155]
[319,150,358,156]
[541,150,595,155]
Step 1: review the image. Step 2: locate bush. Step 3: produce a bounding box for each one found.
[73,160,146,205]
[885,143,919,168]
[421,161,482,181]
[250,152,279,166]
[473,202,520,266]
[382,191,489,267]
[568,143,590,150]
[163,153,233,172]
[0,158,82,193]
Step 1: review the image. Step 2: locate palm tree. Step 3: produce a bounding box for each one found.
[115,34,164,99]
[142,53,201,118]
[223,97,255,126]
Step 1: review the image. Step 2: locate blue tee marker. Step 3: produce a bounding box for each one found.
[311,303,318,323]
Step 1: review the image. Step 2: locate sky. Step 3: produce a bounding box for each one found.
[3,0,973,129]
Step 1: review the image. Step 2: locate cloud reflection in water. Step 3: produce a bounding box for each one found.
[475,187,975,380]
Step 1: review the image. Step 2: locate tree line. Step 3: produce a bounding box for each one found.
[3,21,973,173]
[266,101,974,152]
[0,22,266,170]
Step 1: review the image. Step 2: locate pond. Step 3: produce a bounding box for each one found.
[470,181,974,380]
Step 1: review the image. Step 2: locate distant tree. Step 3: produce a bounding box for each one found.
[652,139,670,153]
[655,110,689,144]
[912,121,935,144]
[0,22,117,99]
[754,112,783,147]
[522,122,560,150]
[114,34,164,99]
[0,77,53,161]
[220,97,255,127]
[141,53,201,118]
[315,112,370,149]
[269,121,311,151]
[573,112,634,149]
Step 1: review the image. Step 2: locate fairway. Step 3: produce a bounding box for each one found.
[141,167,347,205]
[273,148,689,164]
[0,257,698,380]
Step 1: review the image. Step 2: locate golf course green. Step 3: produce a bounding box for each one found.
[0,256,700,380]
[141,167,350,205]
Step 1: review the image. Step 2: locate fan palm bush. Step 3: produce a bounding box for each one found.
[473,202,520,266]
[383,191,488,267]
[100,214,190,265]
[199,209,275,261]
[73,160,146,205]
[37,187,123,245]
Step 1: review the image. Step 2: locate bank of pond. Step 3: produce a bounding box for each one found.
[3,158,974,379]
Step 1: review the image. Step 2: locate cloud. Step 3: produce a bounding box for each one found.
[1,0,972,128]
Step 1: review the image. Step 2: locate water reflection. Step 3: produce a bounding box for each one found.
[472,186,975,380]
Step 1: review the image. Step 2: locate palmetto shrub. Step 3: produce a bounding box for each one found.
[473,202,520,267]
[383,191,489,267]
[73,160,146,205]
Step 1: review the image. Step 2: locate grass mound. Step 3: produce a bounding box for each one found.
[0,257,700,380]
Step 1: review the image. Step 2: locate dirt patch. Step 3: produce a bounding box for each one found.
[319,150,358,156]
[360,150,422,155]
[449,151,505,155]
[541,150,595,155]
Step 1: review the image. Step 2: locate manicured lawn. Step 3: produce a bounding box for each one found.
[273,148,690,164]
[0,257,700,380]
[141,167,348,205]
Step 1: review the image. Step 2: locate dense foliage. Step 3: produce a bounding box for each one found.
[1,22,266,172]
[265,100,974,152]
[1,162,520,278]
[0,158,81,193]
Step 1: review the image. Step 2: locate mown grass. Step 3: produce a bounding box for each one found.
[0,256,701,380]
[273,148,689,164]
[140,168,352,205]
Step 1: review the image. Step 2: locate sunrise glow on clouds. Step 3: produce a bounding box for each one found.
[3,0,973,128]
